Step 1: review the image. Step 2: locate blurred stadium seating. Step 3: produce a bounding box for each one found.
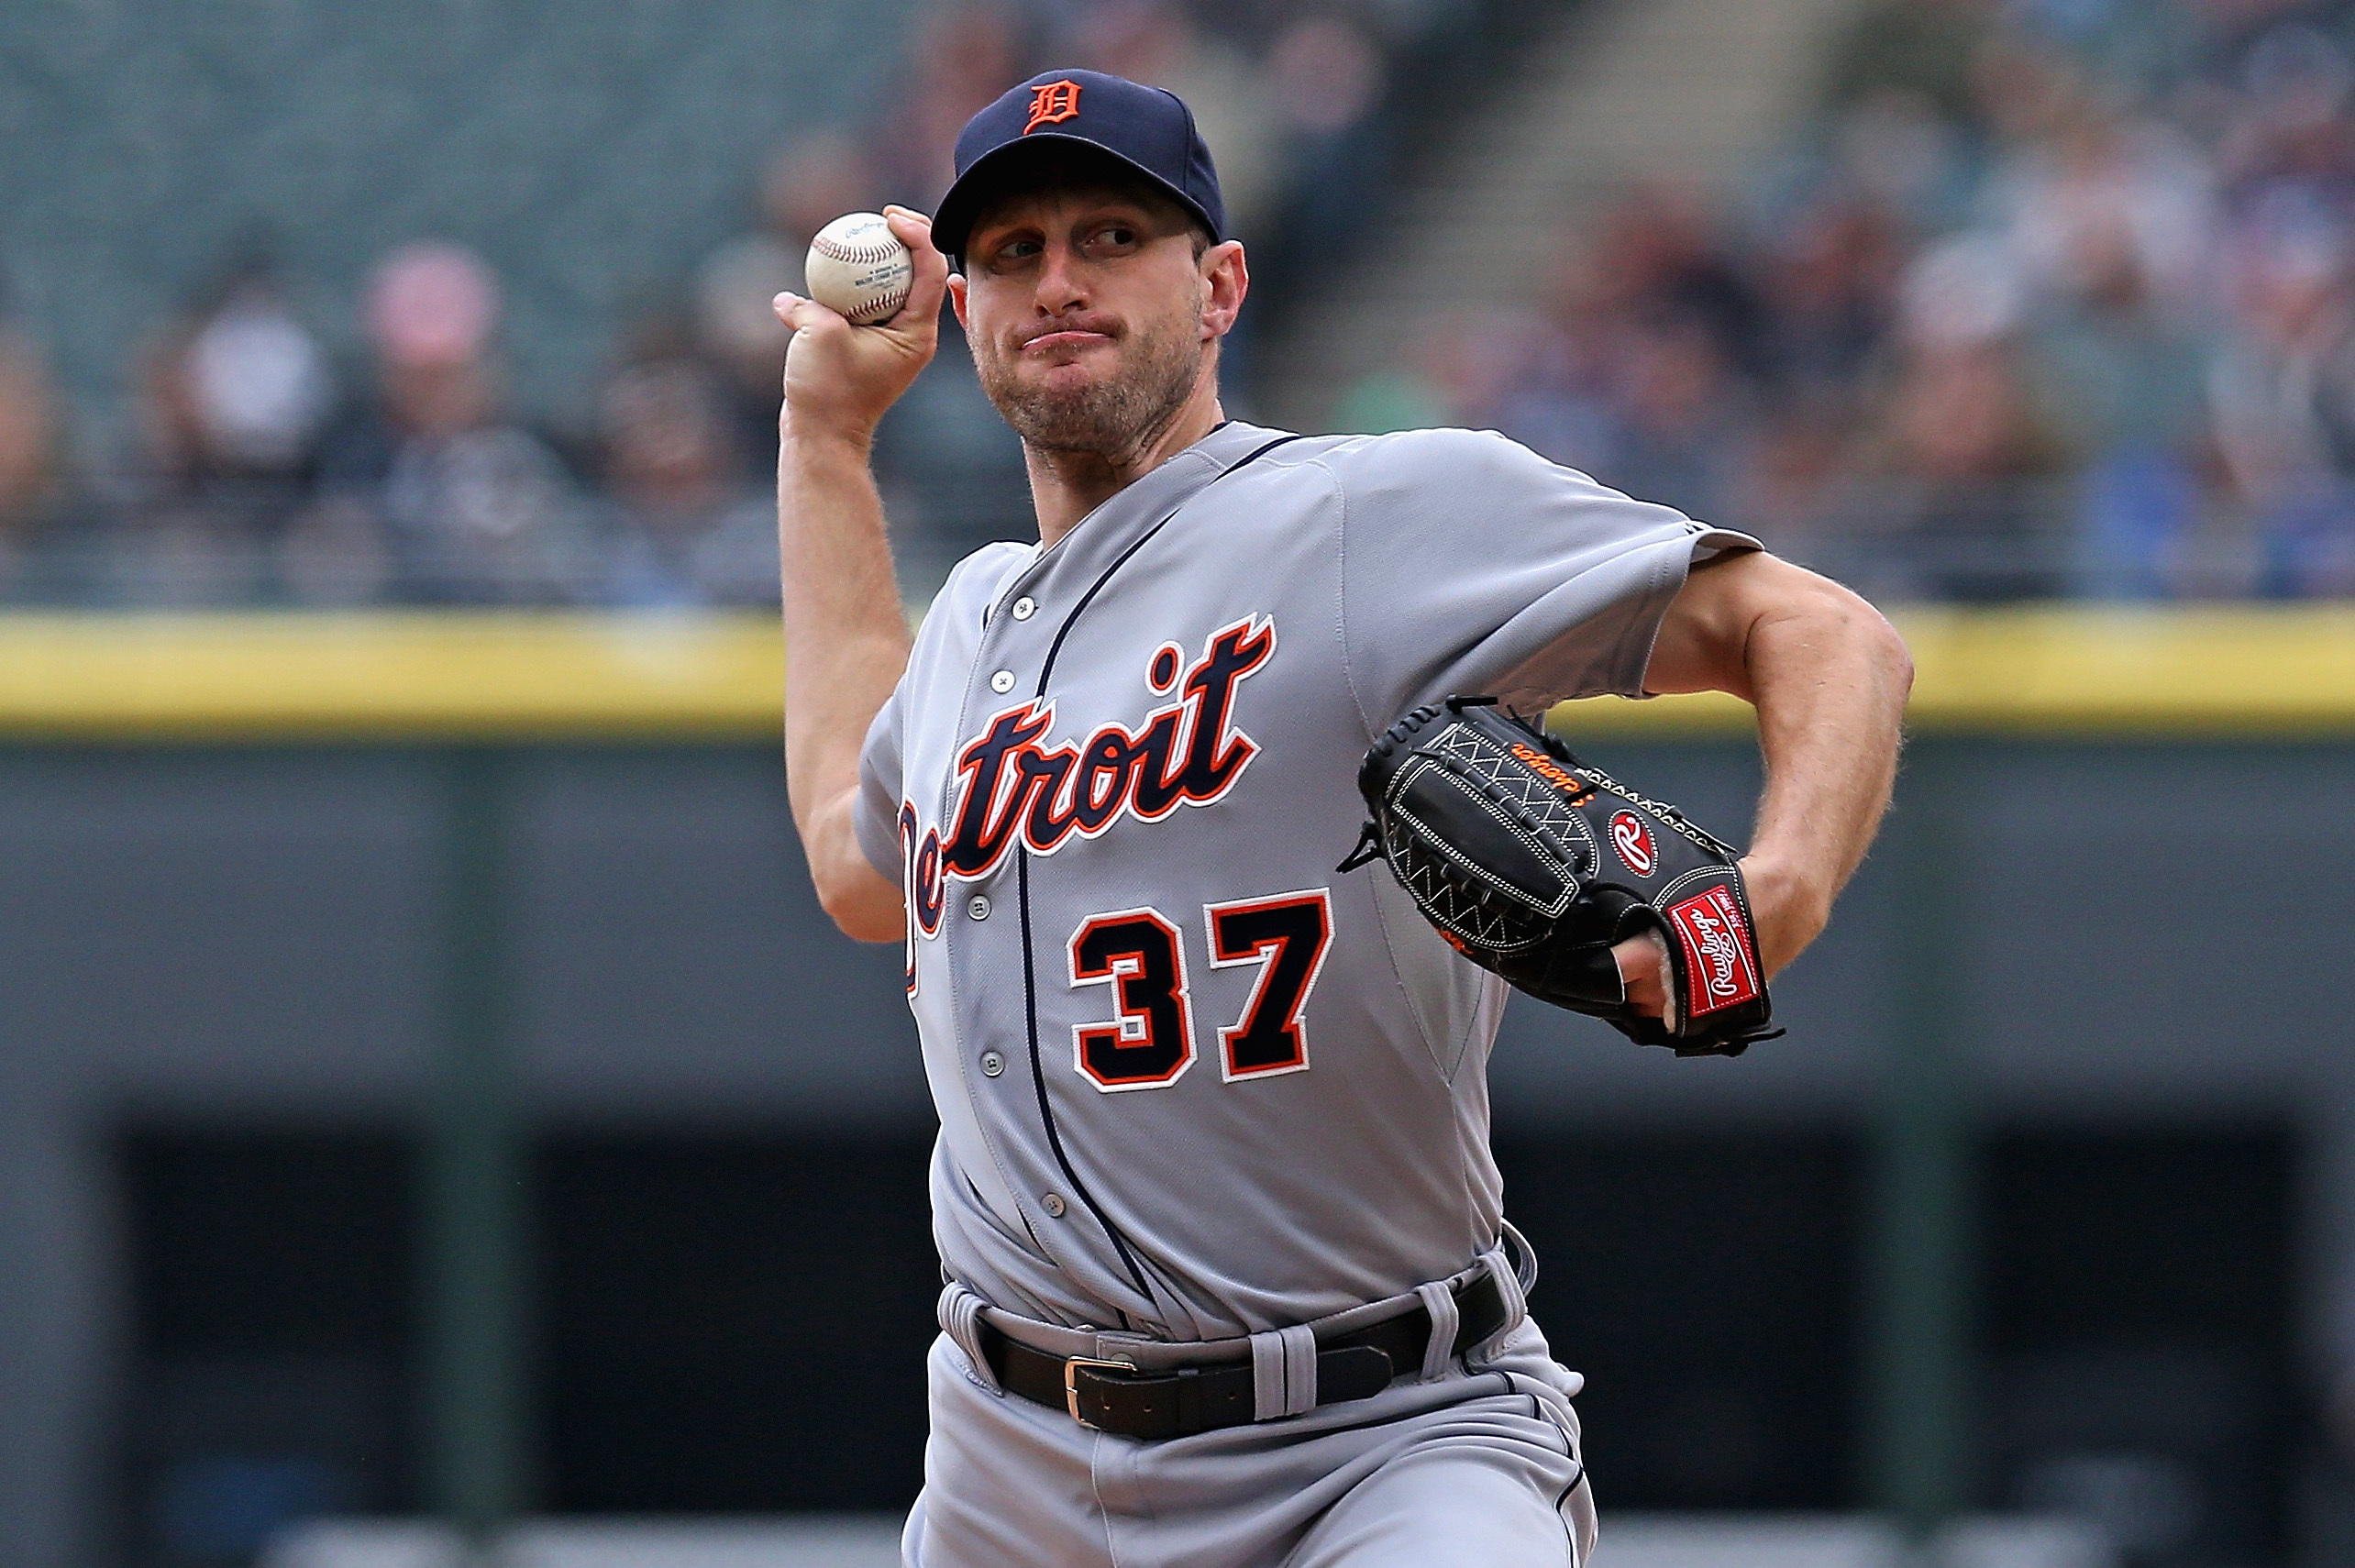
[1287,0,2355,602]
[11,0,2355,605]
[0,0,1534,608]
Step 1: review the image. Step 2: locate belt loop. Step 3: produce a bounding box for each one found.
[1280,1323,1319,1417]
[1250,1330,1283,1419]
[937,1282,1003,1394]
[1501,1217,1541,1295]
[1250,1324,1319,1419]
[1469,1240,1531,1364]
[1414,1281,1461,1381]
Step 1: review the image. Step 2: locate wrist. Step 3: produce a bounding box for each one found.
[1736,852,1831,976]
[781,413,878,460]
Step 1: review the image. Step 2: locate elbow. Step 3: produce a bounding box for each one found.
[1864,602,1914,705]
[1808,575,1913,705]
[817,872,907,944]
[826,900,906,945]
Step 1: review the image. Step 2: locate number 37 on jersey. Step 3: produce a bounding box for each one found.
[1067,890,1335,1093]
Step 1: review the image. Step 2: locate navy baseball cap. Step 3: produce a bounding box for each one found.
[932,70,1226,265]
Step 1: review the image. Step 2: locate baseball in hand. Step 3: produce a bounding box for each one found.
[804,212,915,326]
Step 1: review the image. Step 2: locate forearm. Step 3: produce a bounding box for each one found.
[1643,553,1911,976]
[768,204,946,941]
[1738,587,1911,969]
[779,422,910,932]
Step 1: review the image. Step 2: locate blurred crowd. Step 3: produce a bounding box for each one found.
[23,0,2355,606]
[0,0,1418,609]
[1351,0,2355,600]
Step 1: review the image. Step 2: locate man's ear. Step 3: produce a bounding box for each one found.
[947,272,970,331]
[1200,239,1247,340]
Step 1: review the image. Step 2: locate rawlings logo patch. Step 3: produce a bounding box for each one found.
[1609,812,1657,877]
[1665,887,1761,1015]
[1023,79,1082,134]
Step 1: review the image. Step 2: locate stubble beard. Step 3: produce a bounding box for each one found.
[976,307,1203,466]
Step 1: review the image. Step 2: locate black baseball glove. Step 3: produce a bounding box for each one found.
[1338,697,1780,1057]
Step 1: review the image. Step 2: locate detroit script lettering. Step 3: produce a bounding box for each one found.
[900,617,1276,938]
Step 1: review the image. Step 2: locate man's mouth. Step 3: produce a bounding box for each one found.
[1018,322,1119,355]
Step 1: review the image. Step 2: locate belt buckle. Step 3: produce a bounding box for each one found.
[1062,1355,1136,1430]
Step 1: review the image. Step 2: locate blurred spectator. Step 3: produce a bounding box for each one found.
[293,242,585,604]
[2217,20,2355,206]
[2207,188,2355,595]
[105,259,334,604]
[141,261,334,495]
[1503,259,1648,475]
[1606,315,1752,524]
[1757,195,1904,400]
[2023,207,2214,596]
[1987,97,2217,324]
[1587,189,1770,381]
[0,313,63,593]
[137,259,332,496]
[1270,14,1385,146]
[593,359,777,607]
[695,131,884,470]
[1829,89,1974,232]
[881,4,1029,205]
[1864,236,2069,600]
[1249,13,1389,310]
[0,324,59,520]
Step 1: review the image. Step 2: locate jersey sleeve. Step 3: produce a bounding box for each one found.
[1332,427,1757,724]
[853,678,908,882]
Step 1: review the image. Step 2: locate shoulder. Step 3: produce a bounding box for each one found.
[1194,427,1551,514]
[1305,426,1596,498]
[915,540,1035,640]
[946,538,1037,588]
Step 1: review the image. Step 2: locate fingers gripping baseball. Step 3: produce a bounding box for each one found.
[773,206,948,443]
[1612,931,1670,1020]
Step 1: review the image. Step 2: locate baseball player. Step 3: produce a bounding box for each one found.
[773,70,1910,1568]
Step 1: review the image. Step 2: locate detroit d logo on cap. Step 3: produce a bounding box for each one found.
[1024,79,1082,134]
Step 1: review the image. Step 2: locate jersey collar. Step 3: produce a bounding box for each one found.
[1035,420,1290,580]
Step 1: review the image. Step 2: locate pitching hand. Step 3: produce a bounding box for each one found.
[1613,852,1819,1019]
[1612,930,1670,1020]
[773,205,948,445]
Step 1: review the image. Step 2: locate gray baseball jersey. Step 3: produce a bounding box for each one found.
[856,418,1752,1344]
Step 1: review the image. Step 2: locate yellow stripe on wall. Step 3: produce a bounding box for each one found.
[0,606,2347,742]
[0,613,788,741]
[1556,605,2355,738]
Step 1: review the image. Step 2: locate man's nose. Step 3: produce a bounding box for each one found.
[1034,239,1088,314]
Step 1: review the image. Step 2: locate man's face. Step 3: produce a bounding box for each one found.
[953,182,1216,458]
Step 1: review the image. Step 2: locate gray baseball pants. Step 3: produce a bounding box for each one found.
[901,1319,1597,1568]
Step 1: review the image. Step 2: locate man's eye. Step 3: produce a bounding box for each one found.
[989,238,1043,269]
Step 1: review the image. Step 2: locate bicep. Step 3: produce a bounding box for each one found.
[1642,549,1819,700]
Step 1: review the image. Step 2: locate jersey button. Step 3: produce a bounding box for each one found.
[967,895,990,922]
[990,669,1016,694]
[1012,596,1036,621]
[979,1050,1005,1077]
[1041,1193,1067,1219]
